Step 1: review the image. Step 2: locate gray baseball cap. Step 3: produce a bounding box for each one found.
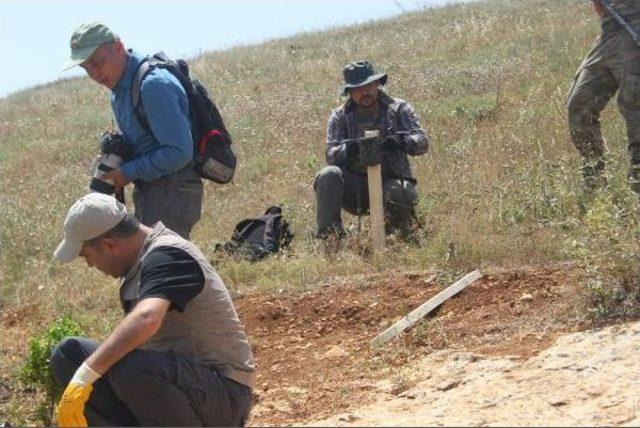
[63,22,118,70]
[54,193,127,263]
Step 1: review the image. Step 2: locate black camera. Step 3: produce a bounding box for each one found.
[89,132,133,195]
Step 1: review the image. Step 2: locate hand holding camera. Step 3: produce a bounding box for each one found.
[89,132,133,197]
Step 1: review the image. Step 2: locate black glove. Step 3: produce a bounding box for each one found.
[345,141,360,160]
[380,135,405,152]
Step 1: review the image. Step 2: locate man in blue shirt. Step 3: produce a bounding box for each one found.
[65,22,202,239]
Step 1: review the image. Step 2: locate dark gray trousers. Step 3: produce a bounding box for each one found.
[314,165,418,236]
[133,164,203,240]
[50,337,252,427]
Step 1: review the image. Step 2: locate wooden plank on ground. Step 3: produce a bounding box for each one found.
[370,269,482,347]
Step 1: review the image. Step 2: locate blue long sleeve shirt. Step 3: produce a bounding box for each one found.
[111,50,193,183]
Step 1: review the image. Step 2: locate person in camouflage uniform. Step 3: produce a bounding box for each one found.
[314,60,429,239]
[567,0,640,192]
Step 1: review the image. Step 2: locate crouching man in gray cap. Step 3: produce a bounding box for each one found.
[50,193,255,427]
[314,60,429,240]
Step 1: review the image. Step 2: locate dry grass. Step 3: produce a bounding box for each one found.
[1,0,640,423]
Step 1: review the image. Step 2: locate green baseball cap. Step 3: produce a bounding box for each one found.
[63,22,118,70]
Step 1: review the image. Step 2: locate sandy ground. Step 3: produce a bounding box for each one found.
[306,321,640,426]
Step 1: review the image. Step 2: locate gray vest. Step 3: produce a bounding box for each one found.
[120,223,256,388]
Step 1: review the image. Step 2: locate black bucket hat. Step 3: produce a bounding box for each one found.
[340,60,388,96]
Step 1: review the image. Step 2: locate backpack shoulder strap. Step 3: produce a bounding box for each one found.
[131,58,156,133]
[261,211,284,251]
[264,205,282,215]
[131,54,195,136]
[232,218,265,243]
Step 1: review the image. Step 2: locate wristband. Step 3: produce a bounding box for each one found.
[70,362,101,386]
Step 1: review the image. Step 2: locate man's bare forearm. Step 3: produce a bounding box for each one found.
[84,297,170,374]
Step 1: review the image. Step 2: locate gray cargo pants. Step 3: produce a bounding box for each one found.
[567,28,640,170]
[133,164,203,240]
[50,337,252,427]
[314,165,418,236]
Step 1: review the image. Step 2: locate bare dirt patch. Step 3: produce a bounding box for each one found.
[237,265,588,425]
[0,304,42,368]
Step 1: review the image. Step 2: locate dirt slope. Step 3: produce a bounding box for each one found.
[306,321,640,426]
[2,266,636,426]
[236,266,592,426]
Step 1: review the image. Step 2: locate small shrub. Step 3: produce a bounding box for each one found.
[573,185,640,322]
[19,316,83,425]
[586,271,640,322]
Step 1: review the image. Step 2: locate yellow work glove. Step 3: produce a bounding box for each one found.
[56,382,93,427]
[56,362,101,427]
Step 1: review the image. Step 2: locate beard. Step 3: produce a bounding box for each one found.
[357,95,375,107]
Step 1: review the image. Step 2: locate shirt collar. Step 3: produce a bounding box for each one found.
[138,222,168,258]
[121,222,167,282]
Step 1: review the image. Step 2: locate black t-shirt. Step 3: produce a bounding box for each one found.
[125,246,204,313]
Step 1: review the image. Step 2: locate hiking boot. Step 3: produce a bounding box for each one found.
[322,231,344,255]
[399,228,421,246]
[629,163,640,194]
[316,225,346,240]
[577,159,605,215]
[385,220,421,247]
[581,158,606,194]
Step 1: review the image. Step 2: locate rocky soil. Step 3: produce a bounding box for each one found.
[3,266,637,426]
[307,321,640,426]
[234,266,620,426]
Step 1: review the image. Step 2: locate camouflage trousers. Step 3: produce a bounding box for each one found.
[567,28,640,175]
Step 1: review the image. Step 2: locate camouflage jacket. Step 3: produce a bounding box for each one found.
[600,0,640,34]
[325,90,429,180]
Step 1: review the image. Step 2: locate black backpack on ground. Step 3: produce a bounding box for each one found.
[216,206,294,261]
[131,51,236,184]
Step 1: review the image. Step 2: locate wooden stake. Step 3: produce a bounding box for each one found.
[365,130,385,251]
[370,270,482,347]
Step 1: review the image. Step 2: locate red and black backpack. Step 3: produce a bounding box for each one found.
[132,51,237,184]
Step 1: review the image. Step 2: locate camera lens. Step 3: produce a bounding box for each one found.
[89,178,115,194]
[88,153,122,195]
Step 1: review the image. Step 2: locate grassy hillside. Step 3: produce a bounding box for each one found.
[1,0,640,422]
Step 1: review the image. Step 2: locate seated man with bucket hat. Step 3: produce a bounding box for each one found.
[314,60,429,240]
